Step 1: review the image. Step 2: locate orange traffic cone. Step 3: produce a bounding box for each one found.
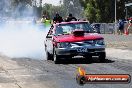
[124,29,129,35]
[124,24,130,35]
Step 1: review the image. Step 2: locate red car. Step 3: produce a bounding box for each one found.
[44,21,106,64]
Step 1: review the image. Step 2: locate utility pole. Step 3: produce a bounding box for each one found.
[39,0,43,16]
[114,0,117,34]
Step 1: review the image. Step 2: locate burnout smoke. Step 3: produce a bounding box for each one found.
[0,21,48,59]
[0,0,48,59]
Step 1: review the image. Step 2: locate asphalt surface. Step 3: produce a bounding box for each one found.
[0,55,132,88]
[0,34,132,88]
[102,34,132,50]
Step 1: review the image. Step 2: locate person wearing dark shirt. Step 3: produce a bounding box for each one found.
[53,13,63,23]
[65,13,77,22]
[118,19,125,35]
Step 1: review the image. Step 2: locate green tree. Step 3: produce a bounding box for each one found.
[84,3,96,22]
[63,0,83,18]
[42,3,66,19]
[80,0,132,23]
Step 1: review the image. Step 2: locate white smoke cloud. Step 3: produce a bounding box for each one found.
[0,0,50,60]
[0,21,48,59]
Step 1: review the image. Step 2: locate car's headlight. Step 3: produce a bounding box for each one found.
[57,42,71,48]
[96,39,105,45]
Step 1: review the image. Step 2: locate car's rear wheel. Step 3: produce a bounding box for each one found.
[99,52,106,62]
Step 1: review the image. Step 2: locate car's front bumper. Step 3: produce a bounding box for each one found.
[55,46,105,56]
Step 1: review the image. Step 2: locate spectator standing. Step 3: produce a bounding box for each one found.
[41,15,47,23]
[65,13,77,22]
[118,19,125,35]
[53,13,63,23]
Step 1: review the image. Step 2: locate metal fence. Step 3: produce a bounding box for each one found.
[92,23,132,34]
[92,23,115,34]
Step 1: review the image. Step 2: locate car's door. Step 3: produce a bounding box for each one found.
[45,26,54,54]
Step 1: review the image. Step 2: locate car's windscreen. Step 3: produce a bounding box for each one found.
[55,22,94,35]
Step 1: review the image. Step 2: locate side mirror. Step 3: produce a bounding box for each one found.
[46,35,52,38]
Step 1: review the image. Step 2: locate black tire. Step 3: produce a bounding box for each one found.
[53,48,60,64]
[45,47,53,61]
[46,51,53,60]
[99,52,106,62]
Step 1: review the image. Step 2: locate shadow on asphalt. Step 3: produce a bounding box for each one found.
[56,57,115,65]
[11,57,115,65]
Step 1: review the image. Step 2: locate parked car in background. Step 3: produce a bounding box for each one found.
[91,23,101,33]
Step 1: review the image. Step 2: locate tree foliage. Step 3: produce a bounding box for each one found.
[63,0,83,18]
[80,0,132,23]
[42,3,66,19]
[41,0,84,19]
[0,0,41,17]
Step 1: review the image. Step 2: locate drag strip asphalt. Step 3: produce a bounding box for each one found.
[0,48,132,88]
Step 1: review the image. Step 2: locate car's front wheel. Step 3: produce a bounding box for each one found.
[53,48,60,64]
[45,47,53,61]
[99,52,106,62]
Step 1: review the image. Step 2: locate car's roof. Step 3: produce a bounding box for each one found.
[54,21,89,26]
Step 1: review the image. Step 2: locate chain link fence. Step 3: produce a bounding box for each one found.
[92,23,132,34]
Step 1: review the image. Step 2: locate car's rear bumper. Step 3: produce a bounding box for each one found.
[56,47,105,56]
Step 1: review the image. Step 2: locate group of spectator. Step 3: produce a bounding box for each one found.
[118,18,132,35]
[41,13,77,27]
[52,13,77,23]
[40,12,132,35]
